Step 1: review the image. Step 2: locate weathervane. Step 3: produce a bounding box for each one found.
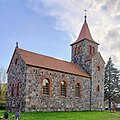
[84,9,87,20]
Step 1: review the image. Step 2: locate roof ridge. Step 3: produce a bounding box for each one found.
[15,48,90,78]
[17,48,72,64]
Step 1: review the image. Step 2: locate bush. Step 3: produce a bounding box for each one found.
[0,106,5,110]
[0,101,6,110]
[0,115,3,119]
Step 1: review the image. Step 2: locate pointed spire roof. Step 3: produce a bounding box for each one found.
[71,16,99,45]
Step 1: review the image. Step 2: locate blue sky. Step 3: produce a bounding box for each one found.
[0,0,120,69]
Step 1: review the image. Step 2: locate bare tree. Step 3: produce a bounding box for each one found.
[0,66,7,97]
[0,66,7,83]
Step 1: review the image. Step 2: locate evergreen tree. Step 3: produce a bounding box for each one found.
[104,57,120,109]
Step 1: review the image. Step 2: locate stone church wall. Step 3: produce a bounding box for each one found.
[24,65,91,112]
[71,39,104,111]
[6,50,27,112]
[71,40,98,75]
[91,54,105,110]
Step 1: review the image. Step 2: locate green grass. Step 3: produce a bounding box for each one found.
[0,110,120,120]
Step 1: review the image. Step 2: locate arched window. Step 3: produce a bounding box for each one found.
[11,84,14,97]
[97,66,100,71]
[43,78,50,96]
[60,81,67,97]
[78,46,82,54]
[74,46,78,55]
[88,45,92,54]
[16,83,19,97]
[15,58,18,65]
[96,85,100,92]
[92,47,95,54]
[75,83,81,97]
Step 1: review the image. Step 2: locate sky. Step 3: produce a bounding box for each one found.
[0,0,120,70]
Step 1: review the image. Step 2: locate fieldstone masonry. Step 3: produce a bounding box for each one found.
[71,40,104,110]
[71,40,98,75]
[6,50,27,112]
[7,17,105,112]
[24,66,90,112]
[7,52,91,112]
[91,53,105,110]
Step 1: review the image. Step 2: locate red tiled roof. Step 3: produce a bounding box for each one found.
[16,48,90,78]
[71,20,99,45]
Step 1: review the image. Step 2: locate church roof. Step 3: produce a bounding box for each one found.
[71,18,99,45]
[16,48,90,78]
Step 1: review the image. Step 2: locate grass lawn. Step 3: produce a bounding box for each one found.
[0,110,120,120]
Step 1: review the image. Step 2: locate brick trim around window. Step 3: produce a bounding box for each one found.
[59,79,68,97]
[74,81,82,98]
[40,75,52,97]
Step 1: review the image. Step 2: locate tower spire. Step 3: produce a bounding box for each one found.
[71,10,99,46]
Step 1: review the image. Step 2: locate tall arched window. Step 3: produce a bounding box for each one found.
[15,58,18,65]
[78,46,82,54]
[74,46,78,55]
[43,78,50,96]
[96,85,100,92]
[92,47,95,54]
[11,84,14,97]
[88,45,92,54]
[60,81,67,97]
[16,83,19,97]
[75,83,81,97]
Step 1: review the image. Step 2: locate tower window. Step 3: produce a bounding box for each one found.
[88,45,92,54]
[75,83,81,97]
[43,78,50,96]
[60,81,67,97]
[92,47,95,54]
[96,85,100,92]
[74,46,78,55]
[78,46,82,54]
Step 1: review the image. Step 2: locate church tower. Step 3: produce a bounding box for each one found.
[71,15,105,110]
[71,15,99,75]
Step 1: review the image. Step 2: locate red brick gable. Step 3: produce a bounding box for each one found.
[16,48,90,78]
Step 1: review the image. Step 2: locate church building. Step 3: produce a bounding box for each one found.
[6,15,105,112]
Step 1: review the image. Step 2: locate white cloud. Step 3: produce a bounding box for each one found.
[26,0,120,67]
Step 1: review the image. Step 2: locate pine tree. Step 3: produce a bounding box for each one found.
[104,58,120,109]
